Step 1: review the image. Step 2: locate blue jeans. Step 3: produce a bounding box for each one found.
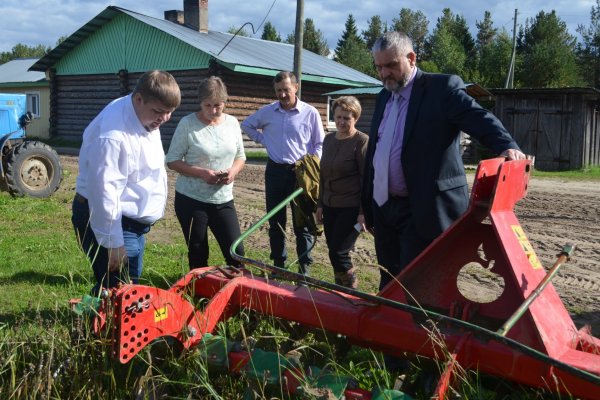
[265,161,314,270]
[71,195,150,295]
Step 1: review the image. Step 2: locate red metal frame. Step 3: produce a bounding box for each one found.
[95,159,600,399]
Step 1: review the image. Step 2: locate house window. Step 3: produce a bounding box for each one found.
[326,96,336,131]
[26,92,40,118]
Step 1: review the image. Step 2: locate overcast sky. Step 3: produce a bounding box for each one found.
[0,0,595,54]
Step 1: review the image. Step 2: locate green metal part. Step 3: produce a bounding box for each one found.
[198,333,234,369]
[244,348,290,386]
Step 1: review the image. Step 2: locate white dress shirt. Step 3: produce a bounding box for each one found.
[76,94,167,248]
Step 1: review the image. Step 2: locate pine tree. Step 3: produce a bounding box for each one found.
[362,15,386,50]
[261,21,281,42]
[476,11,497,50]
[334,14,375,76]
[286,18,330,57]
[303,18,330,56]
[478,29,513,87]
[517,10,582,87]
[577,0,600,87]
[335,14,360,55]
[427,25,467,76]
[424,9,475,79]
[335,37,376,77]
[474,11,510,87]
[391,9,429,60]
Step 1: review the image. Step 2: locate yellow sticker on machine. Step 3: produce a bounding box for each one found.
[511,225,543,269]
[154,306,168,322]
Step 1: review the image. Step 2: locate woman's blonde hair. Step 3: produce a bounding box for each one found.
[332,96,362,120]
[198,76,228,104]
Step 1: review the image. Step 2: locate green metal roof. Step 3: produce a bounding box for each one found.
[53,13,210,74]
[325,83,495,100]
[324,86,383,96]
[30,6,380,87]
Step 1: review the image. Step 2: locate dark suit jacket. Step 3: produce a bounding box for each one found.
[362,69,520,241]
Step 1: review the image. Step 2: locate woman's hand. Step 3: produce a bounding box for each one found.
[200,169,226,185]
[216,169,233,185]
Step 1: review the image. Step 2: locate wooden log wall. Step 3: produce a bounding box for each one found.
[216,68,339,149]
[51,67,347,151]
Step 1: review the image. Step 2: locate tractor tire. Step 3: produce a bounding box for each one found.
[5,141,63,198]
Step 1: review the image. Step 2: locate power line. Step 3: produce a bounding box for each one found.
[216,0,277,56]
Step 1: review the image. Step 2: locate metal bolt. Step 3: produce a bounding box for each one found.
[100,289,110,299]
[187,325,197,337]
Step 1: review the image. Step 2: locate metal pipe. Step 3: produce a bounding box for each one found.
[230,187,303,267]
[229,205,599,387]
[497,243,576,337]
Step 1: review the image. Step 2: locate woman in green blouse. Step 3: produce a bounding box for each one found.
[166,76,246,269]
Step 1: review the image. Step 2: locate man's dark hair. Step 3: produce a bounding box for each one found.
[273,71,297,85]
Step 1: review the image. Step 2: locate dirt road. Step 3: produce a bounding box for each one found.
[61,156,600,333]
[232,162,600,333]
[514,176,600,330]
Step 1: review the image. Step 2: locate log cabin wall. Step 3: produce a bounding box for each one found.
[51,67,342,151]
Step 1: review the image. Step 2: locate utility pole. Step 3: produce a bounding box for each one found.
[293,0,304,98]
[505,9,518,88]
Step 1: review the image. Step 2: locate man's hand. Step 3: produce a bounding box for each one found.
[108,246,128,272]
[356,214,366,232]
[316,207,323,223]
[500,148,526,160]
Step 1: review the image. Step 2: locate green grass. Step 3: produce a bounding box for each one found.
[39,139,270,164]
[0,161,582,399]
[31,136,83,149]
[0,163,395,399]
[244,150,268,162]
[531,165,600,180]
[466,164,600,183]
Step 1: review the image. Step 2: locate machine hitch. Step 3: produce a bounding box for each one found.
[88,158,600,399]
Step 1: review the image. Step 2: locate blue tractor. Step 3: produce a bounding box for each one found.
[0,93,62,198]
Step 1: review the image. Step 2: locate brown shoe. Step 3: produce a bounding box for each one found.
[334,268,358,289]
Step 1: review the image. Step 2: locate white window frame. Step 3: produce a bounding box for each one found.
[26,92,40,118]
[326,96,336,131]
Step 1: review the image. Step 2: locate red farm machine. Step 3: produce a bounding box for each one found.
[79,158,600,399]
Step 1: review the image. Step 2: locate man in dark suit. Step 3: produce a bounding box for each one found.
[362,31,525,290]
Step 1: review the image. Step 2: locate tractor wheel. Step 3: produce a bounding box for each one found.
[5,141,63,198]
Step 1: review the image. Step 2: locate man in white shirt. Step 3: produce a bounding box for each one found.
[72,70,181,294]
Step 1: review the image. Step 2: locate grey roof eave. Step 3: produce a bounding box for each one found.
[29,6,380,87]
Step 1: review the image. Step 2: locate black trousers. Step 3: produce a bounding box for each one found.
[373,196,431,290]
[322,204,360,273]
[174,191,245,269]
[264,160,314,268]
